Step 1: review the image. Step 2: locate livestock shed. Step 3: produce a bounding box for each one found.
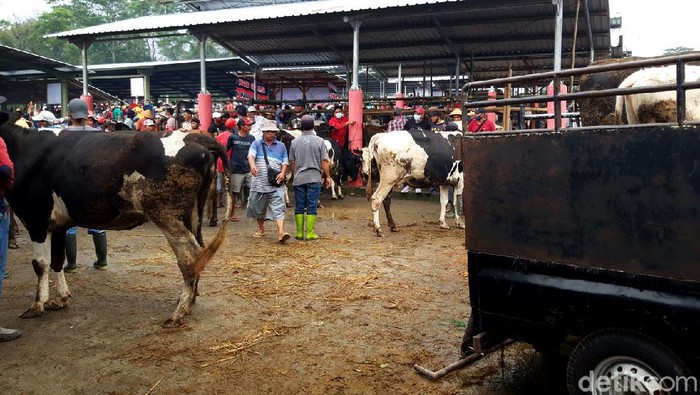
[48,0,613,91]
[0,44,118,108]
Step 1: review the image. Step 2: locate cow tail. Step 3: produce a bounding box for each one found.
[194,197,230,276]
[365,150,373,202]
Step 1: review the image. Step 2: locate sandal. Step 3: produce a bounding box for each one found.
[252,230,265,238]
[229,215,240,222]
[278,233,291,244]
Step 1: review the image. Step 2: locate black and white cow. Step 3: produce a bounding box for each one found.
[323,137,363,200]
[0,112,230,328]
[278,129,362,204]
[362,129,464,236]
[615,65,700,124]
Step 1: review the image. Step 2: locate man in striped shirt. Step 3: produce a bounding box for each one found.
[246,119,291,243]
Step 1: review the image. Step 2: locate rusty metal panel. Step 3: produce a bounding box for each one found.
[462,126,700,281]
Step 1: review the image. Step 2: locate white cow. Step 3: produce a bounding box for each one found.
[362,130,464,236]
[615,65,700,124]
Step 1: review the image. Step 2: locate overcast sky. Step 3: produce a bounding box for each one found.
[1,0,699,57]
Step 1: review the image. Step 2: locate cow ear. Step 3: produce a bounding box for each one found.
[0,112,9,125]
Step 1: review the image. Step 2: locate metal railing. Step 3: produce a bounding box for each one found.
[460,52,700,132]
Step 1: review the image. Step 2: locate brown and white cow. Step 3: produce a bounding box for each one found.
[0,113,230,328]
[362,129,464,236]
[615,65,700,124]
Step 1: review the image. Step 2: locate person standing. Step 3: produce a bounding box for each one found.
[403,106,431,130]
[62,98,108,272]
[328,107,355,149]
[215,118,234,208]
[448,108,464,131]
[387,107,407,131]
[289,115,332,240]
[0,135,20,342]
[246,119,290,243]
[226,117,255,221]
[467,107,497,132]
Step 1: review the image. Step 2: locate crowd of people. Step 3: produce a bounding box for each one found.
[0,96,499,342]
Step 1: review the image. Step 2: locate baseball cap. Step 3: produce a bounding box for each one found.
[213,112,222,119]
[225,118,236,129]
[247,105,257,113]
[293,99,304,107]
[237,117,253,127]
[68,98,89,119]
[144,119,156,126]
[414,107,425,115]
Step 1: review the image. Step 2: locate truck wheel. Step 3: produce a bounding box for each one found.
[566,328,692,394]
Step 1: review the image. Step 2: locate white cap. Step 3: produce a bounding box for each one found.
[247,105,257,113]
[213,112,222,118]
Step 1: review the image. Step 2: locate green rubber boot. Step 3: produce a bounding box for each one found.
[305,214,319,240]
[64,233,77,273]
[92,232,108,270]
[295,214,304,240]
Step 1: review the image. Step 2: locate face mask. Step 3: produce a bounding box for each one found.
[414,114,422,121]
[335,112,343,119]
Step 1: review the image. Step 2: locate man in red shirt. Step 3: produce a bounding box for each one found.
[328,107,355,149]
[467,108,497,133]
[215,118,235,207]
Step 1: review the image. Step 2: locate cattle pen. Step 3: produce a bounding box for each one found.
[412,52,700,392]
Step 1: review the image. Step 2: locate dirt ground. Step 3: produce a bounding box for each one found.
[0,191,544,395]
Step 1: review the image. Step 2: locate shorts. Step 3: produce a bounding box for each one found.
[216,172,227,193]
[230,173,252,194]
[245,190,286,220]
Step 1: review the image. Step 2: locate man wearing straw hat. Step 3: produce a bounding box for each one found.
[246,119,291,243]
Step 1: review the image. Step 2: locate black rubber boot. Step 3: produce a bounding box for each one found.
[64,233,78,273]
[92,232,108,270]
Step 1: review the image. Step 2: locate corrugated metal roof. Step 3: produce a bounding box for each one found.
[46,0,456,39]
[45,0,613,92]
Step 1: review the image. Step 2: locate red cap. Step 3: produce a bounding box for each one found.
[225,118,236,129]
[239,117,253,126]
[415,107,425,115]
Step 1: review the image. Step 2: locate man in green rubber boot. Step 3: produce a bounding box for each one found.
[288,115,332,240]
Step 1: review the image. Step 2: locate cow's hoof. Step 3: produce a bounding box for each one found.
[457,223,466,229]
[390,226,399,232]
[439,223,450,229]
[162,317,185,328]
[338,195,345,200]
[209,219,218,227]
[20,308,44,319]
[375,230,386,237]
[44,299,68,311]
[332,196,338,200]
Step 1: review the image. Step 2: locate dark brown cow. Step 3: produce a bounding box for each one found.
[0,112,230,327]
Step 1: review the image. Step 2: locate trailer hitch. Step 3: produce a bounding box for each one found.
[413,338,515,380]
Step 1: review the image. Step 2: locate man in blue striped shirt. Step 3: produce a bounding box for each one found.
[246,119,291,243]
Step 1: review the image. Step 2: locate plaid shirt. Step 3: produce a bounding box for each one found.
[387,115,406,131]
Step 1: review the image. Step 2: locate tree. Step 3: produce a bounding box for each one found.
[0,0,231,64]
[664,46,694,55]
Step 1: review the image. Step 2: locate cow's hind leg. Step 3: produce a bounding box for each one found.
[151,218,200,328]
[382,194,398,232]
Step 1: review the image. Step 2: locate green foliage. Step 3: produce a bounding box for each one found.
[0,0,230,64]
[664,46,694,55]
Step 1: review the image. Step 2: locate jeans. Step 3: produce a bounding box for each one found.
[0,212,9,301]
[67,227,105,235]
[294,183,321,215]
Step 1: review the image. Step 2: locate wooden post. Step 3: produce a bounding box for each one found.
[503,63,512,130]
